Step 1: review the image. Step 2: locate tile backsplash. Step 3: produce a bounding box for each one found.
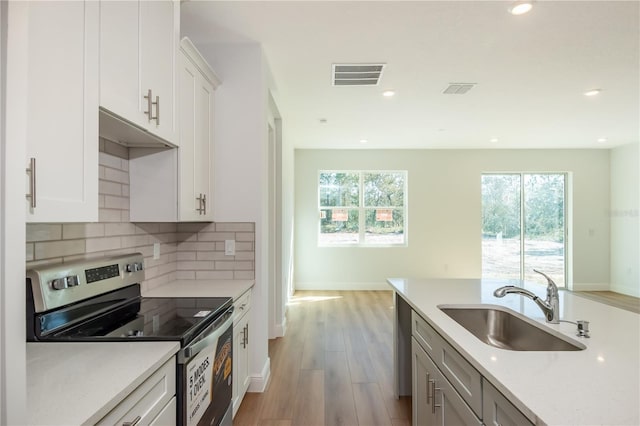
[26,138,255,292]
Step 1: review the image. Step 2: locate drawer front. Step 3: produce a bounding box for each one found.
[483,379,534,426]
[411,310,440,357]
[233,288,252,324]
[438,339,482,417]
[97,357,176,425]
[424,342,482,426]
[412,310,482,418]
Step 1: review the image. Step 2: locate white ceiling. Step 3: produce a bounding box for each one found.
[181,1,640,150]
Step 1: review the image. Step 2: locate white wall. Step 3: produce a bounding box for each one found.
[610,143,640,297]
[193,42,271,391]
[294,149,610,290]
[1,2,27,423]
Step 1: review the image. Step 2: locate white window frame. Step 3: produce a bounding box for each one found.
[318,170,408,247]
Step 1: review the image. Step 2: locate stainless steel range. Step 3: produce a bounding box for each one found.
[26,253,233,426]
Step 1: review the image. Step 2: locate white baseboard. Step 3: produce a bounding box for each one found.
[270,322,285,339]
[248,357,271,393]
[571,282,610,291]
[610,283,640,298]
[295,281,390,291]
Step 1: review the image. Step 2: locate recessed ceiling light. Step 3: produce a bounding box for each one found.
[319,118,328,124]
[359,139,368,144]
[584,89,602,97]
[382,90,395,97]
[597,138,607,143]
[509,1,533,15]
[490,138,499,143]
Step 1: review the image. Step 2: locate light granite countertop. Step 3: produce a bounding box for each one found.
[27,341,179,426]
[388,277,640,426]
[144,279,254,300]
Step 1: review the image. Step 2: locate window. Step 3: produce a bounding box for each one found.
[319,171,407,246]
[482,173,566,286]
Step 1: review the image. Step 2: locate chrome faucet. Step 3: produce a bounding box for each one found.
[493,269,560,324]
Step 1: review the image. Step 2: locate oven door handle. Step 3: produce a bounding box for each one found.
[178,310,233,364]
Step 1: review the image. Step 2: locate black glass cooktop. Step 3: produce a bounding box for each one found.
[37,294,232,346]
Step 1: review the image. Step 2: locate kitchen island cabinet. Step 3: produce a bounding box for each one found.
[25,0,99,223]
[389,277,640,425]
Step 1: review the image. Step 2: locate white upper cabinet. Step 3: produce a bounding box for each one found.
[25,1,99,223]
[99,0,179,146]
[129,38,219,222]
[178,38,219,221]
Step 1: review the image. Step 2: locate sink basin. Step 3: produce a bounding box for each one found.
[438,305,586,351]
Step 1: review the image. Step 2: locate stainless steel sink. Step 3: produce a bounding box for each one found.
[438,305,586,351]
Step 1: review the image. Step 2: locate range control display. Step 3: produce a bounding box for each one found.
[85,264,120,284]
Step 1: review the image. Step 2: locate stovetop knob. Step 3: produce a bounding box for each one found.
[50,277,68,290]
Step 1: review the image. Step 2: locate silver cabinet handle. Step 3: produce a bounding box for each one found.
[426,373,431,405]
[431,380,441,414]
[26,157,36,208]
[144,89,153,122]
[201,194,206,215]
[155,95,160,125]
[122,415,141,426]
[244,324,249,346]
[144,89,158,123]
[196,193,205,214]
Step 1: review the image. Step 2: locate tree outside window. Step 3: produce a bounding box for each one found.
[319,171,407,246]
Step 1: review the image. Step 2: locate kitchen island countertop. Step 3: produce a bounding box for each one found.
[27,341,179,425]
[388,277,640,426]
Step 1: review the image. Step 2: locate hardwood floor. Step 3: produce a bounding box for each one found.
[573,290,640,314]
[234,291,411,426]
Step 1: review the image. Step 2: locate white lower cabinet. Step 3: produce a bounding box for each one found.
[97,357,176,426]
[150,397,177,426]
[232,288,252,417]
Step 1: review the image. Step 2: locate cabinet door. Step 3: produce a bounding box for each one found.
[178,45,214,221]
[25,0,99,222]
[149,397,177,426]
[99,0,141,125]
[412,338,437,426]
[483,380,534,426]
[140,0,178,143]
[412,338,481,426]
[233,312,250,417]
[99,0,178,144]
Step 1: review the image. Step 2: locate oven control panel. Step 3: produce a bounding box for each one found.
[27,253,145,313]
[85,263,121,283]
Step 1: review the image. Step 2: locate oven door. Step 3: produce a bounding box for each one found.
[177,307,233,426]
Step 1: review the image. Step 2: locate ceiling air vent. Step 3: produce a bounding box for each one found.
[332,63,385,86]
[443,83,476,94]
